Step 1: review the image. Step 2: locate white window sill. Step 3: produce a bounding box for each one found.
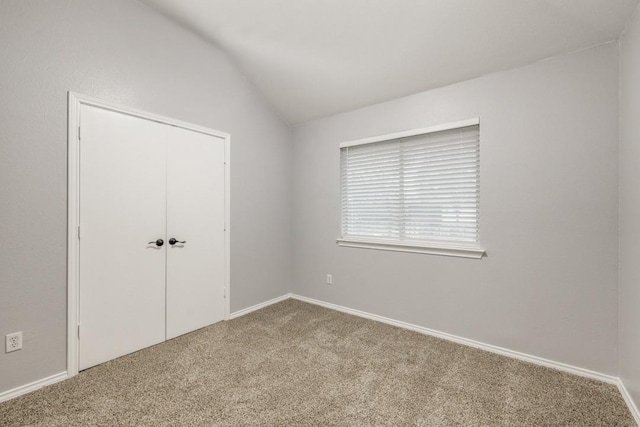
[336,238,486,259]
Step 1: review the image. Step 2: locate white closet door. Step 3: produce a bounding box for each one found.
[166,126,226,339]
[79,105,167,370]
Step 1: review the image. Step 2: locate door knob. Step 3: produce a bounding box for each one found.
[169,238,186,245]
[148,239,164,247]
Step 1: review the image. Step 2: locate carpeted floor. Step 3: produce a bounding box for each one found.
[0,299,635,426]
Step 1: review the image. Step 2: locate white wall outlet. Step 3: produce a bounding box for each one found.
[326,274,333,285]
[6,332,22,353]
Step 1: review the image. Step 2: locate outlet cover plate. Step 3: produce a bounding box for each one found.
[6,332,22,353]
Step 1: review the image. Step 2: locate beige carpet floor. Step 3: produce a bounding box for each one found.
[0,299,635,426]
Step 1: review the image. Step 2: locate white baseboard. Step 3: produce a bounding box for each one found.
[0,371,67,403]
[618,379,640,425]
[229,293,293,319]
[291,294,618,385]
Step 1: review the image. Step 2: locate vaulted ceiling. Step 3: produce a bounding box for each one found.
[142,0,639,124]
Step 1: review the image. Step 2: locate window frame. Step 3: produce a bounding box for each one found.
[337,118,485,259]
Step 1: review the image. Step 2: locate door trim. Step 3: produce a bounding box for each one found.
[67,92,231,378]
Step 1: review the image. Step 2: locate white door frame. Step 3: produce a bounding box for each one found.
[67,92,231,378]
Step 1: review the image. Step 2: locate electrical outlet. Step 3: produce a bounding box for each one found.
[326,274,333,285]
[6,332,22,353]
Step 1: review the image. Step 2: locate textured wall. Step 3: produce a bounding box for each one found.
[292,43,620,375]
[0,0,291,393]
[619,5,640,412]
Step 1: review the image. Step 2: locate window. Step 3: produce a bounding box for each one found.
[338,119,485,258]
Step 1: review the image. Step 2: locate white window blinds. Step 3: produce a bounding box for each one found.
[340,123,480,246]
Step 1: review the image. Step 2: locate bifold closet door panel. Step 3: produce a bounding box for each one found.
[166,126,226,340]
[79,105,167,371]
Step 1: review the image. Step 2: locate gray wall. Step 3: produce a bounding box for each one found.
[292,43,620,375]
[0,0,292,393]
[619,7,640,411]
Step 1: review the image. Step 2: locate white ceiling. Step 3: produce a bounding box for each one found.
[143,0,639,124]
